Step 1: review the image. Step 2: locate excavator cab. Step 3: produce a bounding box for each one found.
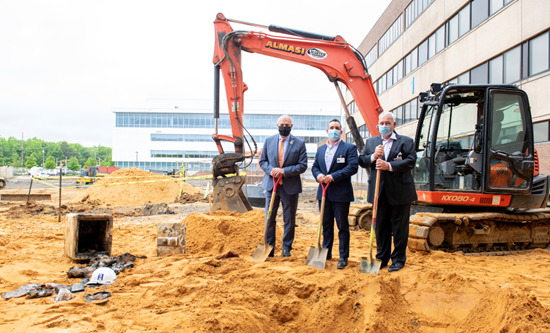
[414,84,548,210]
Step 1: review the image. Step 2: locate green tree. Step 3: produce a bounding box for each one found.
[45,156,56,169]
[84,157,97,168]
[10,152,21,168]
[25,155,38,169]
[100,158,115,167]
[67,156,81,171]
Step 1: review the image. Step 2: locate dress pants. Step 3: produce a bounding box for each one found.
[374,187,411,265]
[264,184,298,253]
[319,198,350,260]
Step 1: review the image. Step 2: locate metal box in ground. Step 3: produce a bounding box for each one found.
[157,223,186,256]
[246,185,266,208]
[64,213,113,261]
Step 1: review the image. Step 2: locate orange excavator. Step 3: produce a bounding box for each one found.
[212,13,550,254]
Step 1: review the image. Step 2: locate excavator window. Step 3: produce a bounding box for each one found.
[490,94,528,155]
[430,90,485,192]
[414,105,436,185]
[488,93,529,189]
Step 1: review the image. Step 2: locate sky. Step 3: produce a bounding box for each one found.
[0,0,391,147]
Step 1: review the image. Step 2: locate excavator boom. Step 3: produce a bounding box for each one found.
[211,12,383,212]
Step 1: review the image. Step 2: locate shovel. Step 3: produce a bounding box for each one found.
[305,182,330,269]
[253,176,280,261]
[359,166,382,274]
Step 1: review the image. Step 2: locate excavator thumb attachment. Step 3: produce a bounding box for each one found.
[211,175,253,213]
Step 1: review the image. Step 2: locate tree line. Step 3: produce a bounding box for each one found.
[0,136,114,170]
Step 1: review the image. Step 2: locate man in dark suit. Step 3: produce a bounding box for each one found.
[259,115,308,258]
[359,111,417,272]
[312,119,358,269]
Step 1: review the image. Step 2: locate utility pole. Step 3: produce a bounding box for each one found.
[21,133,24,170]
[42,148,45,167]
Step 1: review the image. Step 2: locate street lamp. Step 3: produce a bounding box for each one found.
[42,149,45,168]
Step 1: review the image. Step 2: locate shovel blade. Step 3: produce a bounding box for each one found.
[252,244,273,262]
[358,257,382,274]
[305,246,328,270]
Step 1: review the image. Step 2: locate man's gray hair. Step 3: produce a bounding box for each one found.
[378,111,396,123]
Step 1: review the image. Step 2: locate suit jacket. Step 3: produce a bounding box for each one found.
[359,132,417,206]
[259,133,308,195]
[311,140,359,202]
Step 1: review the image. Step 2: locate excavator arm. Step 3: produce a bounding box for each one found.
[211,12,383,213]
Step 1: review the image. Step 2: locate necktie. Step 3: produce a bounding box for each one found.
[278,137,285,184]
[279,137,285,168]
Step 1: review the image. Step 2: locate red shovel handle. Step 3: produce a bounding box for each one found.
[273,176,281,192]
[320,181,330,197]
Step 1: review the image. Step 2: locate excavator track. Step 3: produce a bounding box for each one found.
[408,212,550,255]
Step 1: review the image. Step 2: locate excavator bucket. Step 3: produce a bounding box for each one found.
[211,175,253,213]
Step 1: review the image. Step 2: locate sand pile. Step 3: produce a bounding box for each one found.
[3,206,550,332]
[184,209,281,256]
[74,168,202,206]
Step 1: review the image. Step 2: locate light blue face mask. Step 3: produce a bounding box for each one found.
[378,125,392,136]
[328,129,341,140]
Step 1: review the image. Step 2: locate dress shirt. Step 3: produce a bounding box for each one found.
[371,132,397,171]
[325,139,341,172]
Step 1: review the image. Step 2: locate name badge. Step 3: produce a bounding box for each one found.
[337,157,345,163]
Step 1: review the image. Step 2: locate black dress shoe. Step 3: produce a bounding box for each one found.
[380,261,389,269]
[268,251,274,258]
[282,249,291,257]
[388,262,404,272]
[337,258,348,269]
[326,254,332,260]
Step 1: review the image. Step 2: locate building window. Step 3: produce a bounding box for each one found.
[471,0,489,29]
[489,55,503,84]
[418,40,428,66]
[435,25,446,54]
[366,45,377,68]
[396,60,403,81]
[378,15,403,57]
[458,4,471,37]
[529,31,550,77]
[458,71,470,84]
[470,63,488,84]
[405,0,436,29]
[428,34,436,59]
[448,15,459,45]
[534,121,550,143]
[504,46,521,83]
[394,106,403,126]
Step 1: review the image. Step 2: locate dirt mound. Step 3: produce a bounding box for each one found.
[74,168,201,206]
[5,201,141,218]
[184,209,278,256]
[175,192,208,204]
[458,288,550,332]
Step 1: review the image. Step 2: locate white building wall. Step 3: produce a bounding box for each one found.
[349,0,550,140]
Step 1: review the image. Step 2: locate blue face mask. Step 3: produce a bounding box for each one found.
[328,129,341,141]
[378,125,392,136]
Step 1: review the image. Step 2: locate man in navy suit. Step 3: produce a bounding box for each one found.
[359,111,417,272]
[311,119,358,269]
[259,115,308,258]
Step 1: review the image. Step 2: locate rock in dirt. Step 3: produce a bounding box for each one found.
[142,203,175,216]
[215,250,239,259]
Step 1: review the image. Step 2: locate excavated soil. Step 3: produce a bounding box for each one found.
[2,207,550,332]
[73,168,202,206]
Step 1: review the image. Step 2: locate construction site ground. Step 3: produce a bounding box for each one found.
[1,171,550,332]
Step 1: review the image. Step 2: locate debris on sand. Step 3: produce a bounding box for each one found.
[66,253,144,279]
